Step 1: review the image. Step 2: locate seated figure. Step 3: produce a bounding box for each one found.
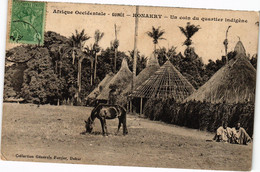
[214,122,232,143]
[231,122,251,145]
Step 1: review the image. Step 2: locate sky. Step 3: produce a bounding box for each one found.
[7,1,260,63]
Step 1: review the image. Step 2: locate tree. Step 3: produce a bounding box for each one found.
[223,26,231,64]
[147,26,166,54]
[68,29,91,103]
[128,50,147,75]
[93,30,104,82]
[4,73,17,99]
[44,31,69,77]
[179,22,200,49]
[21,48,63,104]
[250,54,257,69]
[156,46,178,66]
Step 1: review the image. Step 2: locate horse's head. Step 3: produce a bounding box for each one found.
[85,119,93,133]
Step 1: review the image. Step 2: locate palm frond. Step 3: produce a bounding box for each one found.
[178,27,188,38]
[186,24,200,38]
[94,30,104,43]
[147,31,154,38]
[147,26,166,45]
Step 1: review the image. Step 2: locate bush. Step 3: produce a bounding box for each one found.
[143,99,254,137]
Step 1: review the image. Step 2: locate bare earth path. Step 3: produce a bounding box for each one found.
[1,103,253,171]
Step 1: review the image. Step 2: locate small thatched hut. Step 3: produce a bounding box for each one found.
[118,53,160,105]
[185,41,256,104]
[86,72,115,100]
[130,60,195,113]
[96,58,132,102]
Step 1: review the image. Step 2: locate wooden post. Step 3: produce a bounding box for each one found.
[224,26,231,64]
[132,6,139,93]
[114,24,118,73]
[140,97,143,115]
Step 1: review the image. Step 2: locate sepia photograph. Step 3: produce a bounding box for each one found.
[0,0,260,171]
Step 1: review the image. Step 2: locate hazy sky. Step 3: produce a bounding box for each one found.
[22,2,260,63]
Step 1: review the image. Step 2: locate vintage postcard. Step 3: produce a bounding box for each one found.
[1,0,259,171]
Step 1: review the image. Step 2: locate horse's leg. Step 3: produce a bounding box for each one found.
[123,116,128,135]
[116,118,121,135]
[100,118,105,136]
[103,118,108,136]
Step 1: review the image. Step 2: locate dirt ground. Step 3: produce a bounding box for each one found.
[1,103,253,171]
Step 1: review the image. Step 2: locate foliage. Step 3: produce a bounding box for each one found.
[250,54,257,69]
[179,22,200,47]
[21,47,63,104]
[144,98,255,137]
[147,26,166,45]
[128,50,147,75]
[155,47,207,89]
[4,30,257,106]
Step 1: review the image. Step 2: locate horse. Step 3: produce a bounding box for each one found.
[85,104,128,136]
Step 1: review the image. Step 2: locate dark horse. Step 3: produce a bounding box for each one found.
[85,104,128,136]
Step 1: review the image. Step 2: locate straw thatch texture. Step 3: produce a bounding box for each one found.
[144,98,254,137]
[118,54,160,104]
[97,58,132,101]
[131,60,195,102]
[86,72,115,99]
[234,41,246,56]
[185,41,256,104]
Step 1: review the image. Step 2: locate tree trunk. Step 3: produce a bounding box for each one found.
[77,59,82,103]
[94,53,98,81]
[114,48,117,73]
[55,61,58,74]
[154,43,156,56]
[132,6,139,92]
[90,58,94,85]
[59,61,62,77]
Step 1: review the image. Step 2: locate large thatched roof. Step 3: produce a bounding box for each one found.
[86,72,115,99]
[131,60,195,101]
[97,58,132,100]
[118,53,160,104]
[185,41,256,104]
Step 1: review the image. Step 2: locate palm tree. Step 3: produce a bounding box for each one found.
[178,22,200,48]
[113,24,120,73]
[223,26,231,64]
[93,30,104,81]
[68,29,90,103]
[70,29,90,64]
[146,26,166,54]
[83,45,95,85]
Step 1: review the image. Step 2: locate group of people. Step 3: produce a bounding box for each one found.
[214,122,252,145]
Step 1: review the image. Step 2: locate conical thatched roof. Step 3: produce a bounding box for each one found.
[86,72,115,99]
[117,53,160,104]
[131,60,195,101]
[185,41,256,104]
[234,40,246,56]
[146,53,160,67]
[97,58,132,100]
[134,53,160,88]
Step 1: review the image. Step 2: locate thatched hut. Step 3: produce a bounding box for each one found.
[130,60,195,113]
[86,72,115,100]
[185,41,256,104]
[118,53,160,105]
[96,58,132,103]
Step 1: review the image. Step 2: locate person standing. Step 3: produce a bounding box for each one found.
[108,88,117,105]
